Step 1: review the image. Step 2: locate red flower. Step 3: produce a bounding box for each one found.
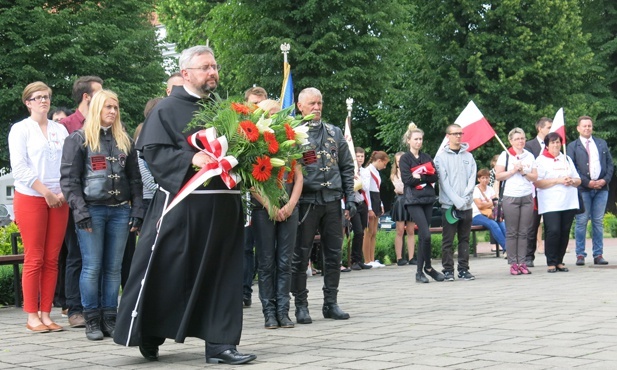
[277,167,285,188]
[284,123,295,141]
[252,156,273,182]
[263,131,279,154]
[287,159,297,183]
[239,120,259,142]
[231,102,250,115]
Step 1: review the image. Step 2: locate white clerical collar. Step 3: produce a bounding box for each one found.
[183,85,203,99]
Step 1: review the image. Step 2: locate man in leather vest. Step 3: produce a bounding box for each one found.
[290,87,357,324]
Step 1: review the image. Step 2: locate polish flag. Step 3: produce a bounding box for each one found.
[437,101,496,154]
[550,107,566,145]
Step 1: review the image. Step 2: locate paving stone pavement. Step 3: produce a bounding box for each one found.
[1,239,616,369]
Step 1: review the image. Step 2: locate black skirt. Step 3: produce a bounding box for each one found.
[391,194,413,222]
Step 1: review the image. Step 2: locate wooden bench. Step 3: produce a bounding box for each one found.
[426,225,491,258]
[0,232,23,307]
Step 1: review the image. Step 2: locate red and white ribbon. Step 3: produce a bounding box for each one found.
[161,127,239,217]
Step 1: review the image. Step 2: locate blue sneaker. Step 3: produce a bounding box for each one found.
[458,269,475,280]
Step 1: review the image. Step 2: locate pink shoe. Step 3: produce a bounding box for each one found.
[519,264,531,275]
[510,263,521,275]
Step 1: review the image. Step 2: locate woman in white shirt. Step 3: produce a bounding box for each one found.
[495,128,537,276]
[471,168,506,253]
[534,132,581,273]
[9,81,69,333]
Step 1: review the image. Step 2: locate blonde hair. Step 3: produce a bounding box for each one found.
[83,90,132,154]
[402,122,424,145]
[22,81,51,105]
[507,127,525,141]
[390,151,405,180]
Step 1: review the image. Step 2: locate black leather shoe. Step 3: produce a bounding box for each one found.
[415,272,429,283]
[359,262,372,269]
[243,296,251,307]
[408,257,417,265]
[322,304,350,320]
[206,349,257,365]
[594,255,609,265]
[295,306,312,324]
[526,259,535,268]
[139,344,159,361]
[424,268,444,282]
[264,315,279,329]
[277,315,295,328]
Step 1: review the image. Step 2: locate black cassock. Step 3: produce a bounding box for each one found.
[114,86,244,347]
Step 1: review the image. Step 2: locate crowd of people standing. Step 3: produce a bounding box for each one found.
[6,44,614,366]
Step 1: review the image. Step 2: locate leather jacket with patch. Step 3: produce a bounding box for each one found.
[300,121,355,205]
[60,128,144,223]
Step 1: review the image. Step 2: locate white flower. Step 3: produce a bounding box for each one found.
[255,115,274,133]
[294,124,309,145]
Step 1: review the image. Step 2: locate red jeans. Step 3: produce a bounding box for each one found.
[14,191,68,313]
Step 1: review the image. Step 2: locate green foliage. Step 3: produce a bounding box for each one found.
[0,223,23,255]
[603,212,617,237]
[375,231,396,265]
[375,0,608,169]
[158,0,410,150]
[0,0,167,168]
[0,265,19,306]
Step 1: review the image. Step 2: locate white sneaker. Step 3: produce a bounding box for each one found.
[374,260,386,267]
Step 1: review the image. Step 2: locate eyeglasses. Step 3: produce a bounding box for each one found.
[448,132,463,136]
[28,95,51,102]
[186,64,221,72]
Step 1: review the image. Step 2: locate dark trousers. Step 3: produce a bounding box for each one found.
[121,198,151,289]
[253,207,298,317]
[406,203,433,272]
[526,206,542,261]
[64,212,82,316]
[441,208,472,272]
[142,334,234,358]
[243,224,256,299]
[350,202,368,264]
[291,201,343,306]
[53,241,68,309]
[543,209,577,267]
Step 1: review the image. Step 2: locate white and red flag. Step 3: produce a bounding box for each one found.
[550,107,566,144]
[437,101,496,153]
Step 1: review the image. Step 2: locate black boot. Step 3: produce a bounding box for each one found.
[322,303,350,320]
[264,315,279,329]
[83,309,104,341]
[101,308,116,338]
[277,313,295,328]
[295,306,312,324]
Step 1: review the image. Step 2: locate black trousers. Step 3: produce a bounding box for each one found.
[543,209,577,266]
[350,201,368,264]
[526,206,542,261]
[441,208,473,272]
[64,212,82,316]
[291,201,343,306]
[406,203,433,272]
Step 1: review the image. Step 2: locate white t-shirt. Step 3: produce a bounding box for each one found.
[8,118,69,197]
[472,185,495,218]
[536,153,580,214]
[496,149,536,197]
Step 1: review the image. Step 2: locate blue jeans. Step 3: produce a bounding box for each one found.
[472,215,506,252]
[575,190,608,258]
[76,204,130,310]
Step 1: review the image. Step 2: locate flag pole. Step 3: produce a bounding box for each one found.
[280,43,290,108]
[345,97,356,268]
[493,133,509,153]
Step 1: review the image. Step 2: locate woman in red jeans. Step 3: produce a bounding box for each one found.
[9,81,69,333]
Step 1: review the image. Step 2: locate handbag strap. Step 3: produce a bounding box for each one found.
[477,186,491,202]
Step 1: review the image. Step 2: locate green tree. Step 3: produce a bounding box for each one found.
[0,0,166,169]
[158,0,410,150]
[376,0,600,167]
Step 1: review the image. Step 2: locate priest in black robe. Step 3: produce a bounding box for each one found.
[114,45,256,365]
